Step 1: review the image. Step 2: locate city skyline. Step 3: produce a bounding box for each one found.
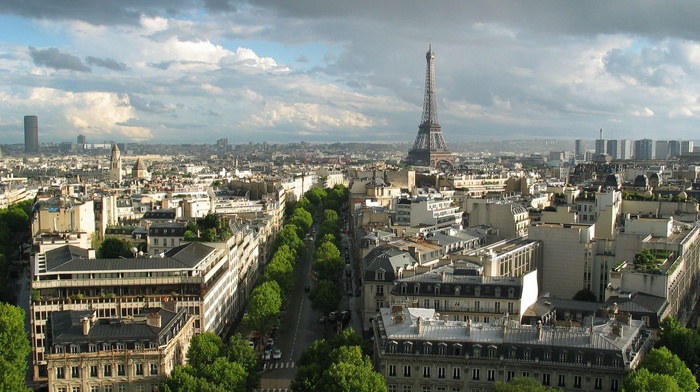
[2,2,700,144]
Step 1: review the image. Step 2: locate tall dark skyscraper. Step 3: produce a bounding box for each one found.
[24,115,39,153]
[404,45,454,169]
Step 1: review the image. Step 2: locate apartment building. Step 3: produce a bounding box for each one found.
[388,264,539,324]
[30,222,260,384]
[373,305,652,392]
[46,307,195,392]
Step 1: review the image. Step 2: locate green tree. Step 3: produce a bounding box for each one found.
[263,253,294,294]
[161,366,221,392]
[225,333,260,391]
[198,357,246,392]
[638,347,698,392]
[313,241,344,280]
[98,237,134,258]
[274,224,304,254]
[322,209,339,225]
[657,316,700,371]
[288,208,313,237]
[308,279,341,318]
[305,188,327,207]
[572,288,597,302]
[245,281,282,338]
[187,332,224,367]
[295,197,314,214]
[0,303,31,392]
[493,377,562,391]
[316,346,387,392]
[623,368,681,392]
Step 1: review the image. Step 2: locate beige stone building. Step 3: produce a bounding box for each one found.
[46,307,194,392]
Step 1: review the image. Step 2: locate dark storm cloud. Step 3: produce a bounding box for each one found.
[0,0,193,26]
[28,47,91,72]
[243,1,700,41]
[86,56,127,71]
[203,0,236,12]
[128,94,174,113]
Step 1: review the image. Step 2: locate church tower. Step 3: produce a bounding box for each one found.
[109,144,122,183]
[403,45,454,169]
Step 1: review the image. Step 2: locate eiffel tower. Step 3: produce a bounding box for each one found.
[404,45,454,169]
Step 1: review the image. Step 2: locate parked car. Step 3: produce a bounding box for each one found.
[267,337,275,346]
[248,340,255,349]
[263,349,272,360]
[273,349,282,360]
[271,326,279,338]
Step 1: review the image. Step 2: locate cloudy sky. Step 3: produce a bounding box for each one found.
[1,1,700,145]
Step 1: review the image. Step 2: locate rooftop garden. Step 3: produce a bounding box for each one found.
[632,248,673,274]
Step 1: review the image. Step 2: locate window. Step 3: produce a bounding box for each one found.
[544,351,551,361]
[422,387,431,392]
[596,355,604,366]
[472,368,480,380]
[542,373,550,386]
[57,388,66,392]
[72,388,81,392]
[135,385,145,392]
[88,343,97,352]
[389,365,396,377]
[90,365,98,377]
[403,365,412,377]
[507,302,514,313]
[453,367,461,380]
[70,345,79,353]
[487,369,495,381]
[118,364,125,376]
[610,379,619,391]
[438,343,447,355]
[56,367,65,379]
[414,284,420,294]
[558,374,566,387]
[474,301,480,311]
[472,345,481,357]
[524,350,531,360]
[559,352,567,362]
[522,371,530,378]
[150,363,158,375]
[575,354,583,364]
[488,347,497,358]
[423,366,431,378]
[438,367,445,379]
[136,363,144,376]
[507,370,515,381]
[494,302,500,313]
[388,386,397,392]
[376,285,384,295]
[104,364,112,377]
[91,387,99,392]
[105,386,113,392]
[453,344,462,356]
[423,342,432,354]
[72,366,80,378]
[574,375,582,389]
[594,377,603,390]
[402,386,412,392]
[118,385,126,392]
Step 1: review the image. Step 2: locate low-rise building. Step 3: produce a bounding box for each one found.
[373,305,652,392]
[46,307,194,392]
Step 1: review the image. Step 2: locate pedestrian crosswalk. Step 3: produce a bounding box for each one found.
[262,361,295,370]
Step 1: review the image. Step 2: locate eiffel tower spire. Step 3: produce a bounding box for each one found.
[404,45,454,169]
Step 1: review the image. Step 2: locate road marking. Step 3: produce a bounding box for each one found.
[291,289,304,359]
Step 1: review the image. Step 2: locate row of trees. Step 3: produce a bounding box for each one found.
[0,200,33,303]
[161,332,259,392]
[290,328,386,392]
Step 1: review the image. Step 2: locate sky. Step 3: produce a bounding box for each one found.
[1,1,700,145]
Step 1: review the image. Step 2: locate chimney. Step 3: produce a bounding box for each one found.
[81,317,90,336]
[416,317,422,335]
[537,320,543,341]
[163,299,177,313]
[466,319,471,336]
[146,313,162,328]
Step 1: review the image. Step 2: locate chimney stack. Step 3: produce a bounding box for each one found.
[466,319,471,336]
[537,320,543,341]
[81,317,90,336]
[146,313,162,328]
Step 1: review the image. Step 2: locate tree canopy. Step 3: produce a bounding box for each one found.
[291,328,384,392]
[308,279,341,320]
[98,237,135,258]
[0,303,31,392]
[244,281,282,338]
[623,368,681,392]
[636,347,698,392]
[312,241,344,281]
[161,332,257,392]
[572,288,597,302]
